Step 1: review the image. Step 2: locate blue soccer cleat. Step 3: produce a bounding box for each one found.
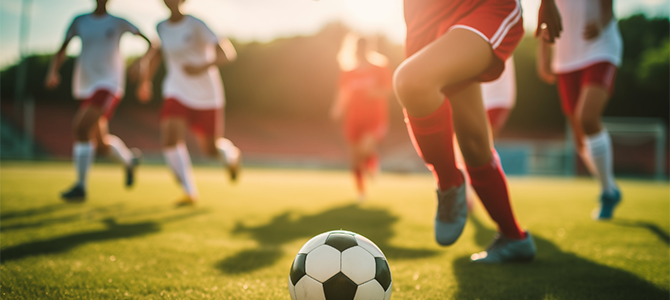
[592,188,621,220]
[61,184,86,203]
[471,231,536,263]
[434,181,468,246]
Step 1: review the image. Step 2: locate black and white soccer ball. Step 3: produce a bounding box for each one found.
[289,230,392,300]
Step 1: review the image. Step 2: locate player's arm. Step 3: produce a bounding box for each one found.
[584,0,613,40]
[44,37,73,90]
[330,87,351,121]
[183,39,237,75]
[536,29,556,85]
[535,0,563,43]
[136,45,162,103]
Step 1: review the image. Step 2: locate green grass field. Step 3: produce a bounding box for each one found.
[1,162,668,299]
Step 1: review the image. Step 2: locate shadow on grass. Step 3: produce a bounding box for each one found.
[0,203,70,220]
[216,204,438,274]
[452,214,668,300]
[610,219,670,246]
[1,208,209,263]
[0,204,126,232]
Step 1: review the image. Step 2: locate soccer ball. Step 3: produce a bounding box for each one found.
[288,230,392,300]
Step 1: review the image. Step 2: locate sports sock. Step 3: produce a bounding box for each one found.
[163,144,199,199]
[466,151,525,240]
[404,99,464,191]
[107,135,133,166]
[215,138,239,166]
[73,141,95,188]
[586,129,618,195]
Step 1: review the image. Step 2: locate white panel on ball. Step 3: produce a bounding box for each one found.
[288,277,297,300]
[293,276,326,300]
[353,280,386,300]
[383,282,393,300]
[355,235,385,257]
[341,246,376,285]
[299,232,329,254]
[305,245,341,282]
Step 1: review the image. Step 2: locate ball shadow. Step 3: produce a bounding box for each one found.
[452,214,668,299]
[216,203,439,274]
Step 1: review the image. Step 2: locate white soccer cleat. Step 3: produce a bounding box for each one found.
[434,181,468,246]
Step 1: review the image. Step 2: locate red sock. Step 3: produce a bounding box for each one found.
[354,167,364,194]
[466,151,526,240]
[366,154,379,174]
[404,100,464,191]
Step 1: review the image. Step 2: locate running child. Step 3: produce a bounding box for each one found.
[536,0,623,220]
[45,0,151,202]
[394,0,562,262]
[137,0,241,207]
[330,37,393,201]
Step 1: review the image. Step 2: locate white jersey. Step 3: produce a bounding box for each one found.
[157,15,224,110]
[66,13,139,99]
[552,0,623,74]
[482,57,516,110]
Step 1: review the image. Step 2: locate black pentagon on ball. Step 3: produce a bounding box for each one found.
[374,257,392,291]
[290,253,307,286]
[325,232,358,252]
[323,272,358,300]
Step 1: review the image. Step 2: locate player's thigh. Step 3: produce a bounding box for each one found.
[394,28,495,112]
[73,106,104,141]
[577,85,609,135]
[161,118,188,148]
[450,82,492,167]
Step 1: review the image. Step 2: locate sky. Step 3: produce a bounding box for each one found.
[0,0,668,68]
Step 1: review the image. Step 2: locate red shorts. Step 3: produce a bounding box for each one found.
[160,98,222,137]
[404,0,524,82]
[80,89,120,120]
[557,62,618,116]
[487,107,511,134]
[344,118,388,143]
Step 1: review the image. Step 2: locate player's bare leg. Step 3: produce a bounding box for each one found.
[577,85,620,219]
[198,135,241,183]
[91,118,141,188]
[350,133,377,201]
[395,28,533,261]
[162,118,199,206]
[61,106,104,202]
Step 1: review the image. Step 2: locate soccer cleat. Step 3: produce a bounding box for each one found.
[174,196,197,208]
[227,147,242,182]
[592,188,622,220]
[434,181,468,246]
[61,184,86,203]
[125,148,142,188]
[470,231,536,263]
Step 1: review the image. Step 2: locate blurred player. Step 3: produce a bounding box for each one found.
[45,0,151,202]
[537,0,623,220]
[394,0,562,263]
[137,0,240,207]
[330,36,393,201]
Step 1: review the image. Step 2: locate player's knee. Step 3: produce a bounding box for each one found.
[73,123,90,141]
[580,116,602,136]
[393,65,432,107]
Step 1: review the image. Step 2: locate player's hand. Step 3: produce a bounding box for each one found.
[45,72,61,90]
[583,22,602,40]
[136,81,153,103]
[536,0,563,43]
[537,68,556,85]
[183,64,209,76]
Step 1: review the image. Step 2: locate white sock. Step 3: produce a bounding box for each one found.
[586,129,618,195]
[163,144,199,199]
[107,135,132,166]
[215,138,239,166]
[73,141,95,188]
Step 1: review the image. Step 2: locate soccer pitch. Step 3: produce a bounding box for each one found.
[1,162,668,299]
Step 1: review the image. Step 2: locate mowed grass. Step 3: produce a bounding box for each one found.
[1,162,668,300]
